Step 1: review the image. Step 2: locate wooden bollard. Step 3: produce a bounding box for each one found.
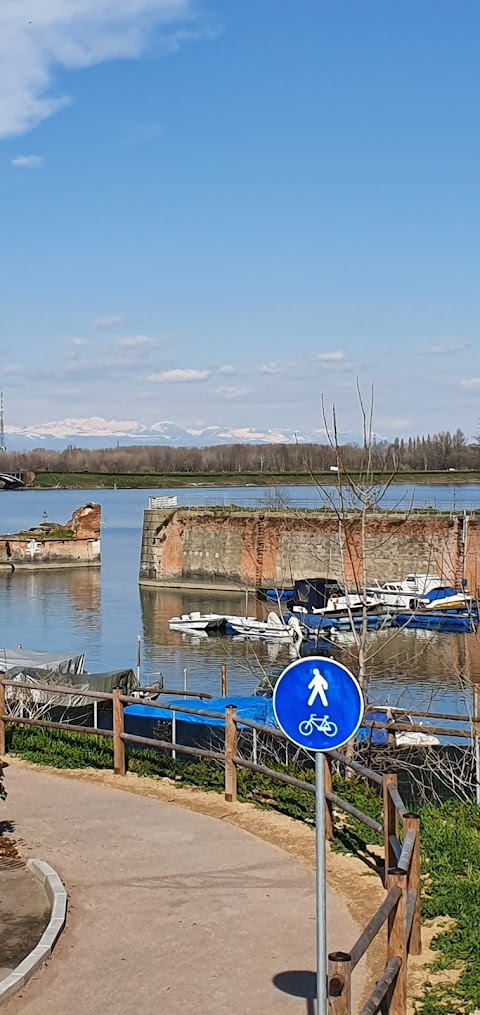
[386,867,408,1015]
[328,951,352,1014]
[224,705,237,803]
[112,687,126,777]
[0,680,5,756]
[383,770,399,881]
[221,664,227,698]
[324,755,333,841]
[403,812,422,956]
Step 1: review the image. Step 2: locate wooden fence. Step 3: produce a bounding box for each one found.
[0,678,420,1014]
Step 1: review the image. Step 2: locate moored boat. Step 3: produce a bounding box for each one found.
[168,612,227,632]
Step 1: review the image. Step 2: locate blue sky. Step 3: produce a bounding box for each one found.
[1,0,480,440]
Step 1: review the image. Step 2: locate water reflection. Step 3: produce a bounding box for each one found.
[334,627,480,715]
[0,566,101,661]
[139,586,278,695]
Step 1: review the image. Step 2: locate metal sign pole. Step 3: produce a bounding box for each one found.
[315,750,327,1015]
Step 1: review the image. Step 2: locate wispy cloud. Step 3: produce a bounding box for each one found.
[11,154,44,169]
[3,363,23,375]
[316,351,346,363]
[121,121,163,146]
[147,369,210,383]
[420,341,471,356]
[117,335,159,349]
[217,386,252,400]
[259,362,286,374]
[0,2,217,139]
[66,337,92,348]
[460,378,480,390]
[218,365,235,375]
[93,315,124,331]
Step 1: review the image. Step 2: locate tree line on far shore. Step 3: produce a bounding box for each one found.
[0,428,478,474]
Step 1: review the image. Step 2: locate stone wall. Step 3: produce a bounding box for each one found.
[139,507,480,592]
[0,502,101,569]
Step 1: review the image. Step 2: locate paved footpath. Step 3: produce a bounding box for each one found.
[2,767,364,1014]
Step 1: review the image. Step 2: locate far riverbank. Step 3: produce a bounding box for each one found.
[29,469,480,490]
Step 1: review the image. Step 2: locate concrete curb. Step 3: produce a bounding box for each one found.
[0,860,67,1004]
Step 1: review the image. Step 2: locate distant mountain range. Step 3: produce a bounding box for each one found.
[4,417,336,450]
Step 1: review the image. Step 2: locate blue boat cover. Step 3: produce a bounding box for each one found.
[124,695,278,730]
[357,710,390,745]
[422,587,458,603]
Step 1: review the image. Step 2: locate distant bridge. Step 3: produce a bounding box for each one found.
[0,472,35,490]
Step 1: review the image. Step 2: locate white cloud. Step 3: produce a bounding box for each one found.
[460,378,480,390]
[316,351,345,363]
[218,364,235,374]
[118,335,156,349]
[94,315,124,331]
[0,2,214,138]
[147,369,210,383]
[11,154,44,168]
[66,337,92,347]
[217,386,252,400]
[421,342,471,356]
[259,362,285,374]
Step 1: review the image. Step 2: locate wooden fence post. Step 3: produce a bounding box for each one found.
[403,812,422,956]
[324,755,333,841]
[328,951,352,1014]
[0,680,5,756]
[383,770,398,881]
[224,705,237,803]
[386,867,408,1015]
[112,688,126,777]
[221,664,227,698]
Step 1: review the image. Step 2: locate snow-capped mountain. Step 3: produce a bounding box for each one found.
[4,417,332,450]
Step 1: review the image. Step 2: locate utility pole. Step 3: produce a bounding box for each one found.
[0,390,6,453]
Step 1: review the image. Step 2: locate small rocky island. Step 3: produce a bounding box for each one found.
[0,503,101,570]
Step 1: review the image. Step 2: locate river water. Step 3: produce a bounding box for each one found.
[0,485,479,719]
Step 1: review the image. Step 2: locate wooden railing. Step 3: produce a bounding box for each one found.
[328,772,421,1015]
[0,680,420,1014]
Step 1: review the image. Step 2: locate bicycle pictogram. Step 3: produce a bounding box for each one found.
[298,713,338,738]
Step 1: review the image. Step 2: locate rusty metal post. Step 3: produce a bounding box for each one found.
[403,812,422,956]
[112,688,126,776]
[224,705,237,803]
[328,951,352,1014]
[386,867,408,1015]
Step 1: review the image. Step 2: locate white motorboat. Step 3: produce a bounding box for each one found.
[168,612,226,632]
[366,574,443,609]
[229,612,303,644]
[419,586,475,612]
[308,593,381,617]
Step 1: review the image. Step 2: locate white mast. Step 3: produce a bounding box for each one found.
[0,390,6,453]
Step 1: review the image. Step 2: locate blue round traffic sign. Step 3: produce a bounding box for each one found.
[273,656,364,752]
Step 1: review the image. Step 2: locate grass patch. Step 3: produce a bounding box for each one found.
[31,470,480,490]
[13,528,74,541]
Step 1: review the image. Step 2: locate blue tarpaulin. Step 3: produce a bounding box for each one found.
[123,695,278,733]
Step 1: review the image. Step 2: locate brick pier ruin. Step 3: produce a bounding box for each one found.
[0,503,101,570]
[139,506,479,593]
